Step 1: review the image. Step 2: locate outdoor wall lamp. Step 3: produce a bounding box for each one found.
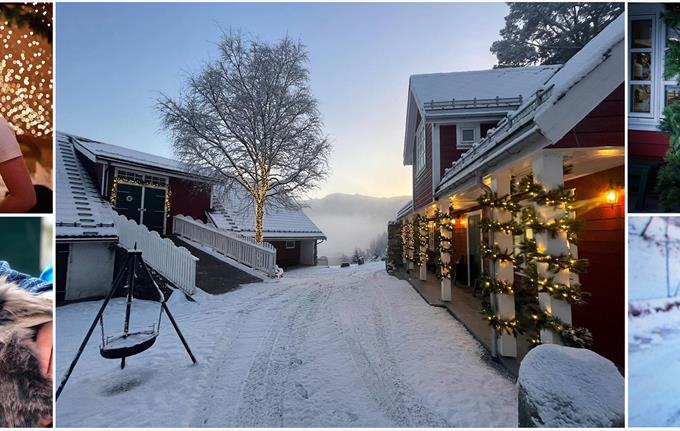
[605,179,621,206]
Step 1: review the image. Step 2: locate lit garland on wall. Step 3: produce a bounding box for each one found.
[401,219,414,263]
[477,174,592,348]
[0,3,52,137]
[416,214,428,266]
[110,176,172,215]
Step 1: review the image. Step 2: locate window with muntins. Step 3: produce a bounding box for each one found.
[415,122,426,175]
[630,17,653,116]
[629,6,678,130]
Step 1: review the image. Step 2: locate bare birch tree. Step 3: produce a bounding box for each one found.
[158,32,330,242]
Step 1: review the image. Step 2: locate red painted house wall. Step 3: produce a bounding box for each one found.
[565,165,625,368]
[439,123,498,179]
[549,84,624,149]
[439,125,462,178]
[167,177,211,233]
[480,122,496,140]
[413,122,433,211]
[271,240,301,267]
[629,129,670,161]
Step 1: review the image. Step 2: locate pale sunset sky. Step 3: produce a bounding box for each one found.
[56,2,509,199]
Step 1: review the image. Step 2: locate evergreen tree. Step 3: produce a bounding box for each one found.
[490,3,623,67]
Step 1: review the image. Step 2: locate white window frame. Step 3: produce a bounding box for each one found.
[629,5,672,131]
[415,122,426,175]
[629,15,655,119]
[456,123,480,150]
[285,240,296,249]
[116,168,168,187]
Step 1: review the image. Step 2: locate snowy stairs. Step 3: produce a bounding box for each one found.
[209,203,242,233]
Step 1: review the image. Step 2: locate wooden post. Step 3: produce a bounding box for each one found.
[419,217,427,281]
[532,151,571,345]
[440,219,452,301]
[489,174,517,357]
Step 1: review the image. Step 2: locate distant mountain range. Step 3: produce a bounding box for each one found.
[302,193,410,259]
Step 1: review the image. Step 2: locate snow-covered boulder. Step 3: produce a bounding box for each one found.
[517,344,624,428]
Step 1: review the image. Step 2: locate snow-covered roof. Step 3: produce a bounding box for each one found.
[436,14,624,195]
[68,134,211,181]
[410,66,560,109]
[56,132,118,240]
[396,200,413,221]
[207,196,325,240]
[404,65,561,164]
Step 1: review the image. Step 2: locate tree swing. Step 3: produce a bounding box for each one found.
[56,246,197,400]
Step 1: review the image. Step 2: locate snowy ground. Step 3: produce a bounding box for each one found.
[628,216,680,426]
[56,262,517,427]
[629,303,680,427]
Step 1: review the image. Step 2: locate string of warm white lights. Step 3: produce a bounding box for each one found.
[477,174,592,348]
[0,3,52,137]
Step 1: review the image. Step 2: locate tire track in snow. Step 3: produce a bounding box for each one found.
[231,279,334,427]
[187,281,298,426]
[332,267,450,427]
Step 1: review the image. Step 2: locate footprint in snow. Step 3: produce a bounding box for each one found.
[295,383,309,399]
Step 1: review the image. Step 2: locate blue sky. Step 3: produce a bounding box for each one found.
[56,2,509,198]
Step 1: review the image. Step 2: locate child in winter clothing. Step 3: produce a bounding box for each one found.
[0,261,53,427]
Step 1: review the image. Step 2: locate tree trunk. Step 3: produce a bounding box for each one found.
[255,197,265,243]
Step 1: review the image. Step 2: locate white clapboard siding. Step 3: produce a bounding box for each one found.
[173,215,277,276]
[113,213,198,295]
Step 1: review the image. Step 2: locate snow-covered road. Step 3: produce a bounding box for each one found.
[56,262,517,427]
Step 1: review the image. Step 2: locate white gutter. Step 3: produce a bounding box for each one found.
[437,125,542,196]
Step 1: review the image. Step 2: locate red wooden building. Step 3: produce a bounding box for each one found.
[395,15,624,368]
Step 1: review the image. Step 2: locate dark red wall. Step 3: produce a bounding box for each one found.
[270,240,300,267]
[566,165,625,368]
[167,177,211,233]
[629,129,670,161]
[413,123,433,211]
[549,84,624,149]
[440,125,463,178]
[480,123,496,139]
[439,122,499,179]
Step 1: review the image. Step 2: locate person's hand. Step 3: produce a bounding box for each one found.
[35,320,53,378]
[35,321,52,427]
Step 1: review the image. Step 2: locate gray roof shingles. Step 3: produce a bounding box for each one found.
[56,132,117,240]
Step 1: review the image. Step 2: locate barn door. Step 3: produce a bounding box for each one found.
[115,183,143,224]
[142,187,166,234]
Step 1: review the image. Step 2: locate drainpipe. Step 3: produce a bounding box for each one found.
[477,170,498,359]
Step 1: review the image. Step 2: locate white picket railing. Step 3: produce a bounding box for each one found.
[113,213,198,295]
[173,215,277,276]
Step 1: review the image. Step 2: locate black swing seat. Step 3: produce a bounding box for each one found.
[100,328,159,359]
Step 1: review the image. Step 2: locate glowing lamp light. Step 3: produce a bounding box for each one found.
[605,189,618,205]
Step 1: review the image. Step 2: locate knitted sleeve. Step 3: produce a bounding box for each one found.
[0,261,52,294]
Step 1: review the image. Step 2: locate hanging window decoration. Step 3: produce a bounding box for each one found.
[477,174,592,349]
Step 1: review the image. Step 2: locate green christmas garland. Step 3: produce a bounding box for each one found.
[656,4,680,210]
[476,173,591,347]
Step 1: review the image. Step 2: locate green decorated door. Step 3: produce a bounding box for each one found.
[142,187,166,234]
[115,183,143,224]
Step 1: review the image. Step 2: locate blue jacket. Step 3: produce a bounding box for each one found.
[0,261,52,294]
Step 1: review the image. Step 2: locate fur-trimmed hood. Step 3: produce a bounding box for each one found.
[0,281,52,427]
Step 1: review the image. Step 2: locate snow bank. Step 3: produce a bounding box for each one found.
[517,344,624,428]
